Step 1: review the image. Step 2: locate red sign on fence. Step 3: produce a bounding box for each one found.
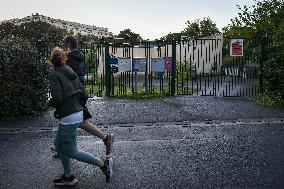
[230,39,244,56]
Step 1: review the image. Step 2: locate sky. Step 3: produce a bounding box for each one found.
[0,0,255,40]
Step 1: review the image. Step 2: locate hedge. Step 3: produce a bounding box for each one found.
[0,36,50,118]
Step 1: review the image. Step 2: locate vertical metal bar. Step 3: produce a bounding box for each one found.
[204,60,206,96]
[182,41,186,94]
[167,43,171,94]
[171,40,176,96]
[197,42,200,95]
[191,41,195,95]
[105,43,111,97]
[131,46,134,94]
[145,42,148,93]
[111,73,114,96]
[178,41,182,94]
[149,42,153,94]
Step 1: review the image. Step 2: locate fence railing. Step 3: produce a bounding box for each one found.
[39,34,280,98]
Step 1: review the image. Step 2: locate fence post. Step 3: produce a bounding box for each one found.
[171,40,177,96]
[260,36,268,94]
[105,42,111,97]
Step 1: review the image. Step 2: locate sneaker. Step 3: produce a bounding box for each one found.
[50,145,59,158]
[50,145,57,152]
[101,158,113,183]
[104,134,114,157]
[53,174,78,186]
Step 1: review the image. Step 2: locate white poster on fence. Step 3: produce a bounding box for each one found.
[151,57,165,72]
[230,39,244,56]
[133,57,147,72]
[118,57,131,72]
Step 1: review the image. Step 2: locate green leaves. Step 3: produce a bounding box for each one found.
[114,29,143,43]
[224,0,284,38]
[161,17,220,41]
[0,36,50,118]
[0,21,67,43]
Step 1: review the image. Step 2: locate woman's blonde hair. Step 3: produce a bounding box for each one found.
[50,47,66,67]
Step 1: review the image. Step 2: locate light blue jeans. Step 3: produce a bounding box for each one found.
[55,123,102,174]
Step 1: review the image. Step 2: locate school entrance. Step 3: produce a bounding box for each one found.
[40,34,270,98]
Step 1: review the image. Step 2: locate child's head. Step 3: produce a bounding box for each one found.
[63,35,78,50]
[50,47,66,67]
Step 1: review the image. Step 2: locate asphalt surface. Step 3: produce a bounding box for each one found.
[0,121,284,189]
[0,96,284,189]
[0,96,284,128]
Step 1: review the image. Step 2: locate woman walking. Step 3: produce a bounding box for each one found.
[48,47,113,186]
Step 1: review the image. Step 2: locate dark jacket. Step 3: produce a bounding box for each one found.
[48,66,88,118]
[66,49,85,77]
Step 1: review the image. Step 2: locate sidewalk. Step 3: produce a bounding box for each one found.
[0,96,284,129]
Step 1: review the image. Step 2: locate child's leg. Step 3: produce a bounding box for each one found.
[79,121,114,156]
[80,121,106,140]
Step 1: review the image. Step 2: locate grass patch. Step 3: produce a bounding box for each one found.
[253,92,284,108]
[85,84,171,99]
[115,91,170,99]
[85,84,105,97]
[114,86,170,99]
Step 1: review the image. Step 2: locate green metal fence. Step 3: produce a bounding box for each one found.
[40,35,279,98]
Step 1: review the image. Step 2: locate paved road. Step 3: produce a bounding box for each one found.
[1,120,284,189]
[1,96,283,129]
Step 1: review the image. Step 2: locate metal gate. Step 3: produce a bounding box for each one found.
[40,35,269,98]
[104,41,175,97]
[173,35,263,97]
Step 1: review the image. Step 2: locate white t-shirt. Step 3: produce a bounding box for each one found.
[59,111,83,125]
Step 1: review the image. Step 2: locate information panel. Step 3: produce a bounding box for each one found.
[133,57,147,72]
[151,57,165,72]
[118,57,131,72]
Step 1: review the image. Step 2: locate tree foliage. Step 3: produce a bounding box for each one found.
[183,17,220,38]
[114,28,143,43]
[0,36,50,118]
[160,17,220,41]
[0,21,68,43]
[224,0,284,100]
[223,0,284,38]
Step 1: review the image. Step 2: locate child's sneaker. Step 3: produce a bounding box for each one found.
[53,174,78,186]
[50,145,59,158]
[104,134,114,157]
[101,158,113,183]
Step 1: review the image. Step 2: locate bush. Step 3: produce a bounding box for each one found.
[0,36,50,118]
[254,91,284,107]
[263,58,284,98]
[176,61,196,83]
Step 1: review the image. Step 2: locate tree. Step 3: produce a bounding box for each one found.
[0,21,68,43]
[160,32,183,42]
[223,0,284,100]
[76,33,100,43]
[0,23,18,40]
[114,28,143,43]
[223,0,284,38]
[160,17,220,41]
[0,35,50,118]
[19,21,69,42]
[183,17,220,38]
